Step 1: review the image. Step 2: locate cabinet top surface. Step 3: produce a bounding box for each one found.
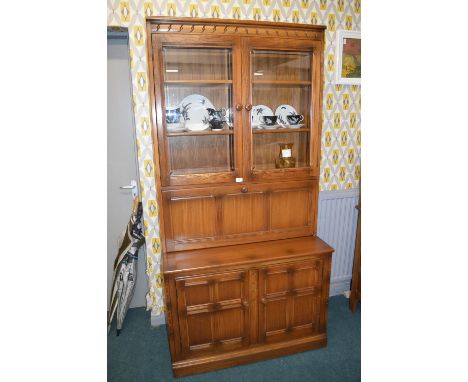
[163,236,334,275]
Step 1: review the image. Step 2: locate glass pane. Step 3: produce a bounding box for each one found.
[162,47,235,177]
[163,47,232,81]
[169,135,234,175]
[251,84,310,126]
[253,131,309,170]
[252,50,310,81]
[250,49,312,172]
[164,84,232,114]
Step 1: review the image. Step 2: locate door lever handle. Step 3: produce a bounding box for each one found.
[120,180,138,199]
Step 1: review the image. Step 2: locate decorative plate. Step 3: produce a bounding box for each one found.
[178,94,214,110]
[251,105,274,127]
[181,104,211,131]
[225,107,234,128]
[166,123,186,133]
[275,104,298,126]
[179,94,214,131]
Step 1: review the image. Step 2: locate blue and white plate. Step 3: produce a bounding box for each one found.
[251,105,274,127]
[179,94,214,131]
[275,104,298,127]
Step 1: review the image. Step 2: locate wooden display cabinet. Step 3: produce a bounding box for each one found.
[146,17,334,377]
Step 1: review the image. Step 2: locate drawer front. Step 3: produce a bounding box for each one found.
[258,259,323,344]
[175,270,250,357]
[162,180,317,251]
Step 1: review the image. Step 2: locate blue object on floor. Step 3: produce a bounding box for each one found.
[108,295,360,381]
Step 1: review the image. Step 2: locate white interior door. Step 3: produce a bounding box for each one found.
[107,33,147,309]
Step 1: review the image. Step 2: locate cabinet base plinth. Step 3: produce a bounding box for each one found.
[172,333,327,377]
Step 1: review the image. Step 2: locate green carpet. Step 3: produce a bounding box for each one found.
[108,295,360,381]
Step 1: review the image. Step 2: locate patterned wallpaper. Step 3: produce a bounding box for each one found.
[107,0,361,314]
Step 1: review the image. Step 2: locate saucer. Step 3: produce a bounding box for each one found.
[259,124,282,130]
[283,123,305,129]
[167,123,186,132]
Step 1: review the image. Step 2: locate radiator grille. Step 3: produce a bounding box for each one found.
[317,190,359,296]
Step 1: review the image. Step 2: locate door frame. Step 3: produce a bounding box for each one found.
[107,28,141,197]
[107,28,145,309]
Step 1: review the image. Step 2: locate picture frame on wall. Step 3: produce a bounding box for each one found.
[335,30,361,85]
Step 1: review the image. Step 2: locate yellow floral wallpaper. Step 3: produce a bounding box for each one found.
[107,0,361,315]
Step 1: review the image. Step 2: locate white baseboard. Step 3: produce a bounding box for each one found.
[330,275,352,296]
[151,313,166,327]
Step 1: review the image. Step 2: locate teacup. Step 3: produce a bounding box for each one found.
[209,119,226,130]
[166,108,181,124]
[206,108,227,130]
[286,114,304,125]
[261,115,278,126]
[207,108,226,121]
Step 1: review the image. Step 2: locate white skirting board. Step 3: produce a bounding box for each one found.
[150,189,360,326]
[151,313,166,327]
[317,189,360,296]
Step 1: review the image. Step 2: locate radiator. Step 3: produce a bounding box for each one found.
[317,189,360,296]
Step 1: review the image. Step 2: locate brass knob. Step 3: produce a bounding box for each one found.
[241,186,248,193]
[235,104,243,111]
[245,104,252,111]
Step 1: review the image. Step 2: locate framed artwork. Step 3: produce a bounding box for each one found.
[335,30,361,85]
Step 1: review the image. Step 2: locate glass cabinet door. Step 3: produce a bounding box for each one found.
[153,35,241,186]
[243,38,323,181]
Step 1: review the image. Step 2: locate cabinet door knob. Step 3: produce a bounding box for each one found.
[241,186,248,193]
[235,104,243,111]
[245,104,252,111]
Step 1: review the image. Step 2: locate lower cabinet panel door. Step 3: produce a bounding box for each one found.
[175,270,250,357]
[258,259,323,343]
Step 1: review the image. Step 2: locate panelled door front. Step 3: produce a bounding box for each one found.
[151,33,243,186]
[175,270,250,357]
[162,180,317,251]
[241,36,324,182]
[258,259,323,344]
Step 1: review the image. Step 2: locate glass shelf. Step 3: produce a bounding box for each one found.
[167,130,234,137]
[164,80,233,85]
[253,163,308,171]
[252,128,309,134]
[252,80,310,85]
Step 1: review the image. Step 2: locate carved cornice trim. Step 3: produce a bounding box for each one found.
[147,17,326,39]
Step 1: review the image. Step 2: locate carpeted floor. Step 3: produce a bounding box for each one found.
[108,295,360,382]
